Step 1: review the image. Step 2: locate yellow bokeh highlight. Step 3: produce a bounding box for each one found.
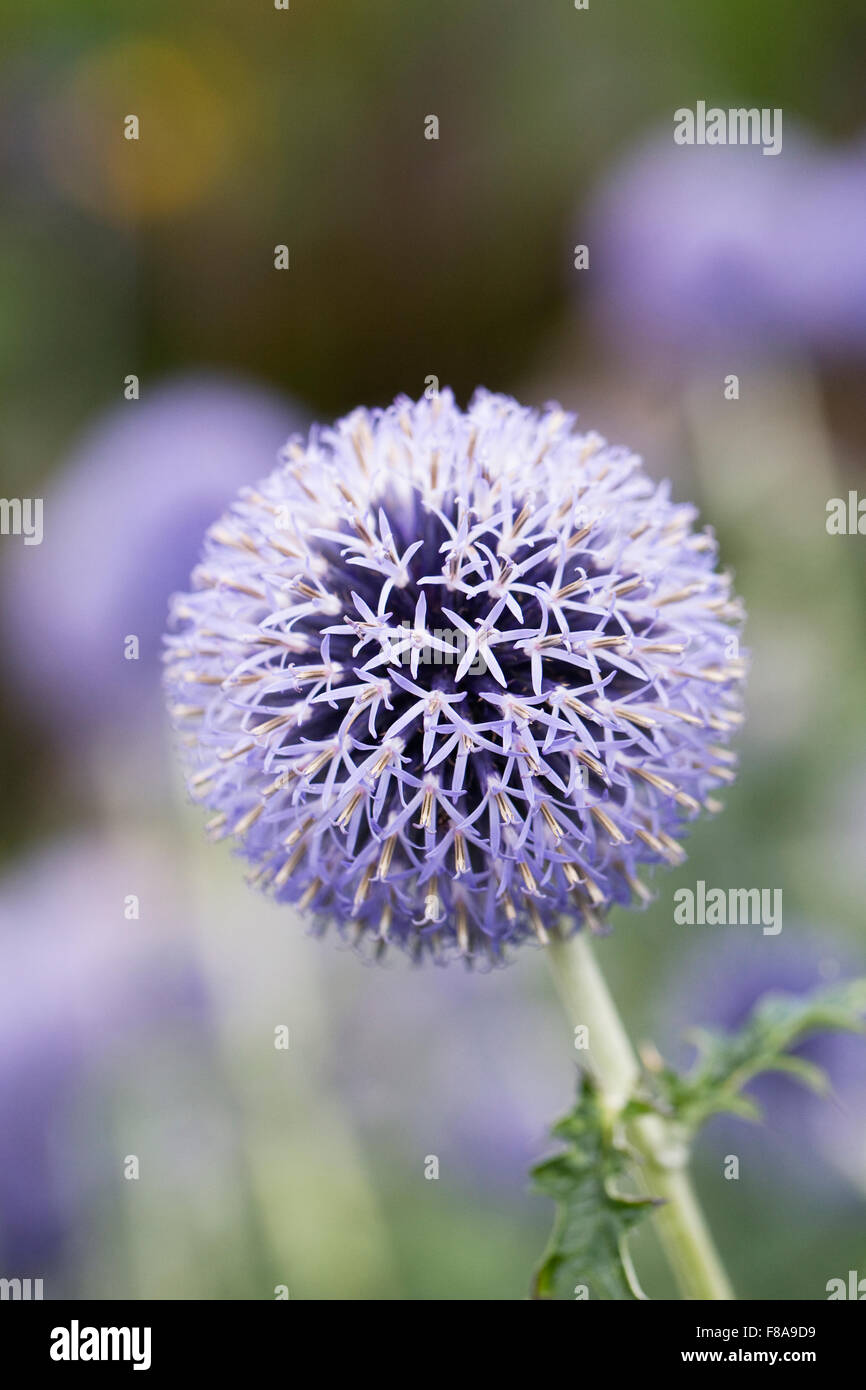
[40,38,248,223]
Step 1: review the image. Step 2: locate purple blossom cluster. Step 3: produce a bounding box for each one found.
[164,390,746,961]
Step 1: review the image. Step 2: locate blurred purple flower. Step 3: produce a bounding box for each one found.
[586,131,866,365]
[326,957,567,1190]
[1,373,303,735]
[661,929,866,1193]
[787,145,866,354]
[0,835,208,1275]
[165,389,745,961]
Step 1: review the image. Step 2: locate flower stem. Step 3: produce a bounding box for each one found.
[546,929,734,1301]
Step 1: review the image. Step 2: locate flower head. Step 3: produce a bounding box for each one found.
[165,389,746,962]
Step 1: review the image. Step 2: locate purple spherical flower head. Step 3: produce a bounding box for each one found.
[165,390,746,961]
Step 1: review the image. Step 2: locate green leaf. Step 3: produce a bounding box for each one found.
[644,978,866,1134]
[530,1076,658,1301]
[531,978,866,1302]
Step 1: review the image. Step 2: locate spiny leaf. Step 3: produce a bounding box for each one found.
[644,978,866,1134]
[531,979,866,1302]
[530,1076,658,1301]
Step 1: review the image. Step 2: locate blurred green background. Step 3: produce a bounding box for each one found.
[1,0,865,1300]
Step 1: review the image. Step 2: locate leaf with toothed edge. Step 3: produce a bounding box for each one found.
[531,1076,659,1301]
[532,980,866,1301]
[631,978,866,1135]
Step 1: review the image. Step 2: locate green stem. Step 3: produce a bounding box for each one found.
[546,929,734,1301]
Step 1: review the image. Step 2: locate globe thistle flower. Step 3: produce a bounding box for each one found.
[165,389,745,962]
